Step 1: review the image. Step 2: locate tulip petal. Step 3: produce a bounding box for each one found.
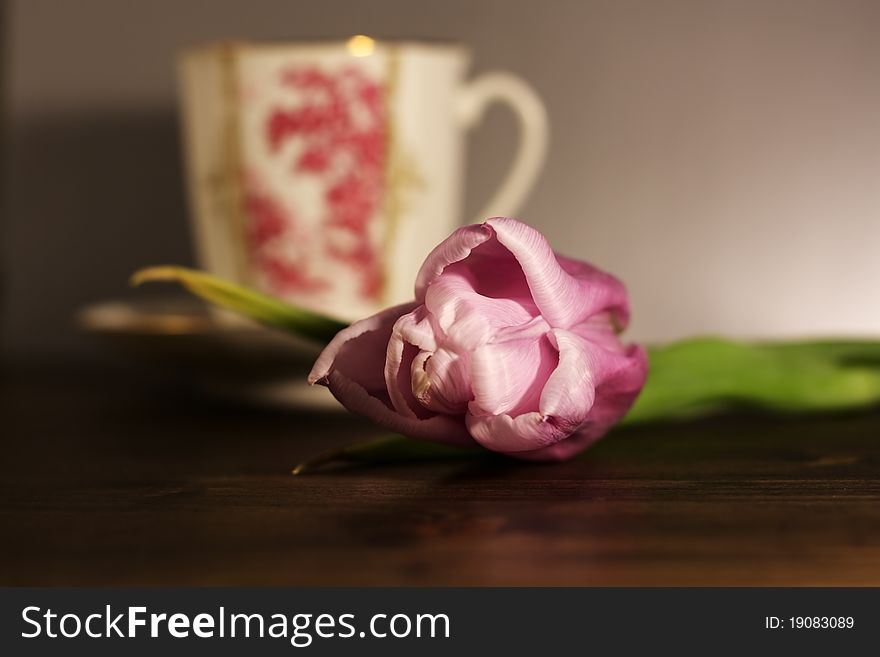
[325,369,476,446]
[569,312,630,354]
[519,342,648,461]
[555,255,631,331]
[466,328,590,453]
[310,303,475,447]
[469,318,556,417]
[466,410,579,453]
[415,347,473,414]
[309,302,416,393]
[486,217,631,329]
[384,308,438,419]
[414,224,492,301]
[414,218,630,330]
[535,329,597,423]
[415,222,539,316]
[466,328,647,456]
[423,264,537,350]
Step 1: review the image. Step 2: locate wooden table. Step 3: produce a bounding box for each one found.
[3,365,879,586]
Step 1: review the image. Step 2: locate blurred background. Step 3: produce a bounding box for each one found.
[3,0,880,369]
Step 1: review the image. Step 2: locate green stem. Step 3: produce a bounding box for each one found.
[131,266,347,344]
[293,436,481,475]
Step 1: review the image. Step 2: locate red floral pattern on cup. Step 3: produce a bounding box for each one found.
[244,65,387,303]
[243,175,328,295]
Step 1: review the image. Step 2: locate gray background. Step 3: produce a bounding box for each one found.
[4,0,880,363]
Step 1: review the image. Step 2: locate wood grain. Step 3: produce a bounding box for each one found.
[2,366,880,586]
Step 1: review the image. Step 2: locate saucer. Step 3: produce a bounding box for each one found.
[77,296,343,411]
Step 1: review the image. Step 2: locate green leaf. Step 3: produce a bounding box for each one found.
[131,266,347,344]
[623,337,880,425]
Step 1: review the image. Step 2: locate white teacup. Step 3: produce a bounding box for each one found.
[179,37,547,321]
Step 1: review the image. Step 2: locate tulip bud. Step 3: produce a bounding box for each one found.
[309,217,647,461]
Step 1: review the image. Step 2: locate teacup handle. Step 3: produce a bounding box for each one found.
[457,72,549,221]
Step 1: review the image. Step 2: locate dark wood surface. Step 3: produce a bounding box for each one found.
[3,366,880,586]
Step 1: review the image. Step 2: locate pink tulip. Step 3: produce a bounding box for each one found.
[309,217,648,461]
